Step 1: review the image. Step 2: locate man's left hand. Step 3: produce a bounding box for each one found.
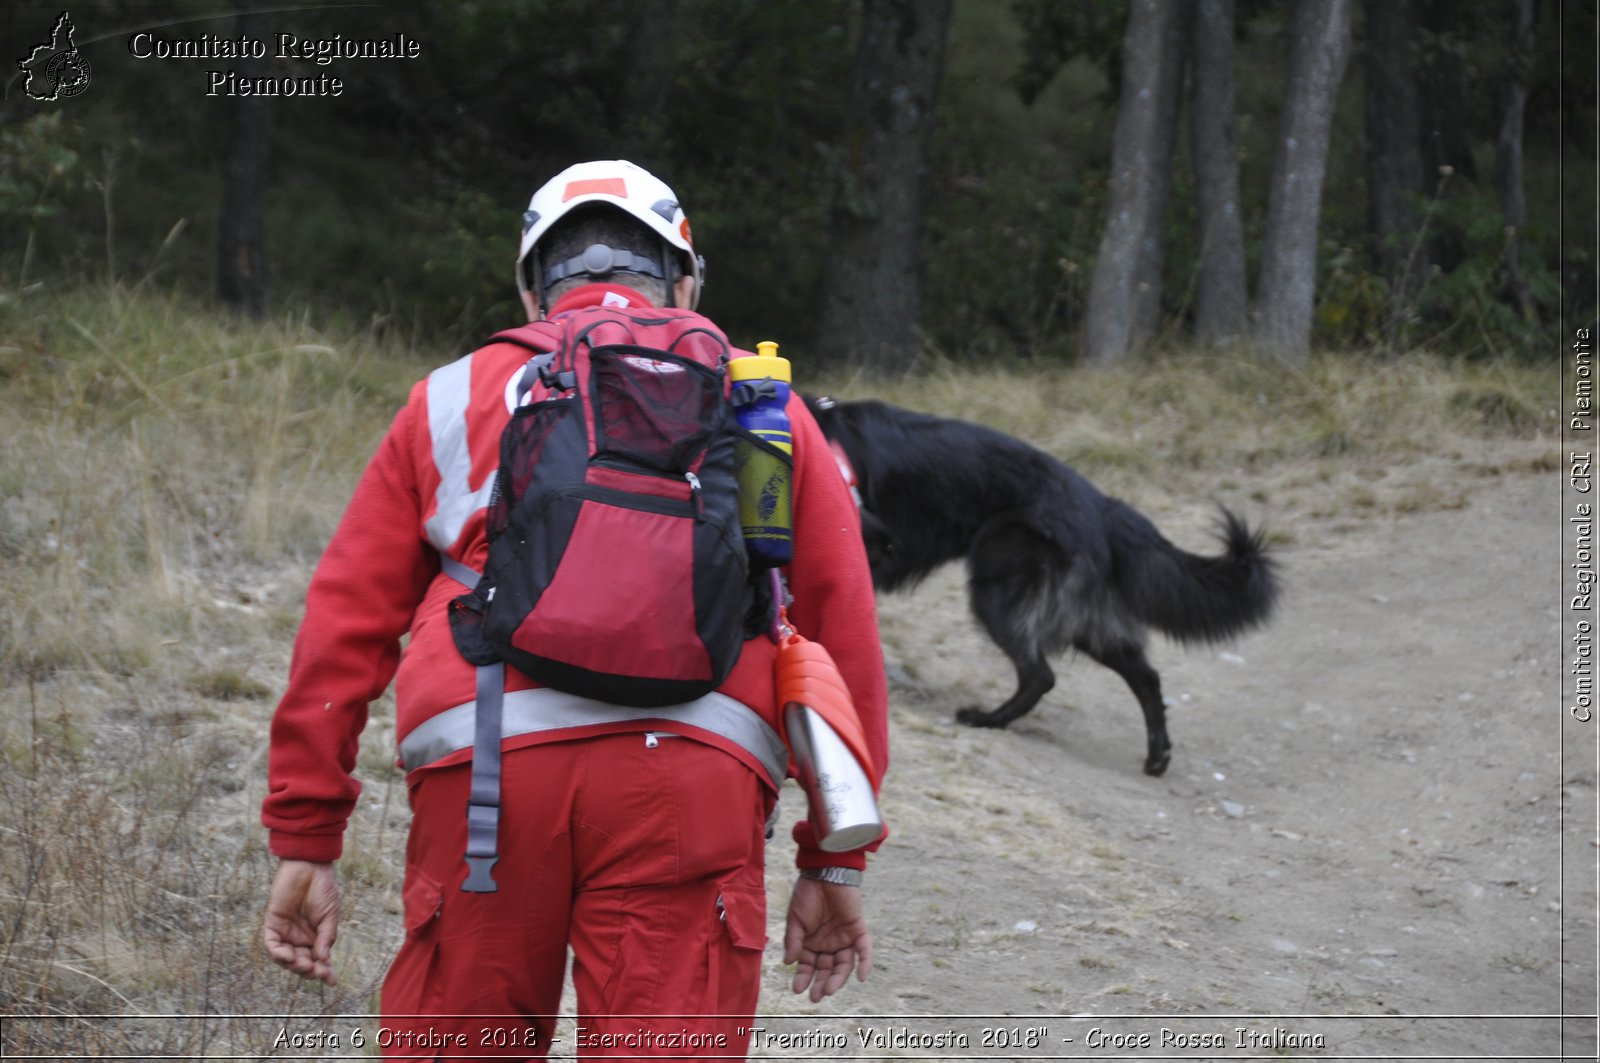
[782,874,872,1001]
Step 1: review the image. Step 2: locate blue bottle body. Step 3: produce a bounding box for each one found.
[733,377,792,450]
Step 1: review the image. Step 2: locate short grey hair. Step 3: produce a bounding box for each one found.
[537,207,682,307]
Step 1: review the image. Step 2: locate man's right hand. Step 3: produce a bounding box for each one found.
[263,859,341,986]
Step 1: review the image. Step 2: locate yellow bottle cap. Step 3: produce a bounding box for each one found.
[730,339,791,383]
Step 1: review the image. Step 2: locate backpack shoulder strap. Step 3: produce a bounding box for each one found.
[439,553,481,588]
[487,322,574,398]
[488,321,563,353]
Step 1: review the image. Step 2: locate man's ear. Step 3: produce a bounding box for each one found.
[672,274,696,310]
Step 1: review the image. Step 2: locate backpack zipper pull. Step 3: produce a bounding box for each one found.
[685,471,704,520]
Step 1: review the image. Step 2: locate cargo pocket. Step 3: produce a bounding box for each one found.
[705,882,767,1016]
[381,867,445,1021]
[403,869,444,935]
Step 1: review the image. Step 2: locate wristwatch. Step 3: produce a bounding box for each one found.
[800,866,863,887]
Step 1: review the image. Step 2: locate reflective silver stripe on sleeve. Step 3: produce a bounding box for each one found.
[399,687,788,788]
[422,353,497,553]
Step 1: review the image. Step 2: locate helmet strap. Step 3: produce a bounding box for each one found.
[532,241,683,313]
[542,243,667,291]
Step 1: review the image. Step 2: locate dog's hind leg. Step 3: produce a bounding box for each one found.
[955,520,1058,729]
[1080,640,1172,776]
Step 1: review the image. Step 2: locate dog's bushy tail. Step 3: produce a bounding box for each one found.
[1105,501,1279,645]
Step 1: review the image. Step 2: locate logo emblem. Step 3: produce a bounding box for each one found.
[17,12,91,101]
[623,356,685,374]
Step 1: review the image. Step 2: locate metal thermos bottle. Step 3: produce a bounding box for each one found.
[729,341,793,567]
[783,702,884,852]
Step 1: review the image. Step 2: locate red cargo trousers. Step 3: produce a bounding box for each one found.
[379,731,772,1061]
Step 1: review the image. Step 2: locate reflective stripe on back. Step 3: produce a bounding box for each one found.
[399,687,787,788]
[423,353,497,553]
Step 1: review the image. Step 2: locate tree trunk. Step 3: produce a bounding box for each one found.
[1133,2,1190,346]
[1084,0,1190,365]
[816,0,952,373]
[1362,0,1428,344]
[1189,0,1248,346]
[1253,0,1353,365]
[216,5,273,317]
[1496,0,1536,322]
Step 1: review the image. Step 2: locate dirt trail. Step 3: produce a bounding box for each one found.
[749,459,1597,1060]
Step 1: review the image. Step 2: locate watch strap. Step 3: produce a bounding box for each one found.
[800,866,863,887]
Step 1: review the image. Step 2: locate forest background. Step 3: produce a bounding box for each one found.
[1,0,1592,367]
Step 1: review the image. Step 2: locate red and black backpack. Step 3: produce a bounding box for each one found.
[448,304,768,708]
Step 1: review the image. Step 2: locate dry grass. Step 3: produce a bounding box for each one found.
[0,284,430,1054]
[815,346,1556,550]
[0,284,1559,1055]
[817,345,1553,484]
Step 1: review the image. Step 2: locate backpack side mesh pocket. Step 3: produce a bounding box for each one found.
[487,396,577,541]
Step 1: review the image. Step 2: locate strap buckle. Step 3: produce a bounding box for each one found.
[538,365,576,391]
[523,351,575,392]
[730,378,778,407]
[461,662,505,893]
[461,854,500,893]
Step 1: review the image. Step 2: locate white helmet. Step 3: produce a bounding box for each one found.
[516,159,704,310]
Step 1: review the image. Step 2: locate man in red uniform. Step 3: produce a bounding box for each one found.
[260,160,888,1058]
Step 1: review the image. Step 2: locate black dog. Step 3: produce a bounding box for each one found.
[809,397,1279,776]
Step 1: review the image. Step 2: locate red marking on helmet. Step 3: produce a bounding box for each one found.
[679,218,694,247]
[562,178,627,202]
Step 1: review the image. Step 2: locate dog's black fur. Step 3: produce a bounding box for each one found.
[810,397,1279,776]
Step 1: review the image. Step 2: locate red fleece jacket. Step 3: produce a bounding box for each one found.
[261,285,888,870]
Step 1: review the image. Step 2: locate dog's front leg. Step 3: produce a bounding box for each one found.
[955,656,1054,729]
